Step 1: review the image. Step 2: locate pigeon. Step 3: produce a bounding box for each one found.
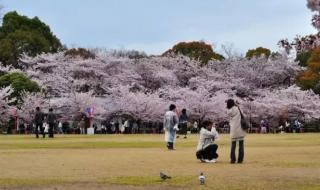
[199,172,205,185]
[160,172,171,180]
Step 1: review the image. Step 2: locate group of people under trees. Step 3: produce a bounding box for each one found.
[28,106,192,137]
[163,99,246,164]
[33,98,246,164]
[34,107,56,138]
[259,118,303,134]
[277,119,302,133]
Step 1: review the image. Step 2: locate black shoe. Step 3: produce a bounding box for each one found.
[183,136,187,139]
[230,161,236,164]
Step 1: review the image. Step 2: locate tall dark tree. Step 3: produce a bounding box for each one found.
[0,11,63,68]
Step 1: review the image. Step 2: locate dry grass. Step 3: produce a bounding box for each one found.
[0,134,319,190]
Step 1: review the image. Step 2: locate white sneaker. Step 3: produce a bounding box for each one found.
[204,159,217,163]
[210,159,217,163]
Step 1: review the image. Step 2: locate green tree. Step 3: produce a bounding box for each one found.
[296,70,320,90]
[245,47,271,60]
[296,51,312,67]
[0,72,40,104]
[0,11,63,68]
[163,41,224,65]
[296,48,320,93]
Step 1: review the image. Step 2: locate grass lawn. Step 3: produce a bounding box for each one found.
[0,134,319,190]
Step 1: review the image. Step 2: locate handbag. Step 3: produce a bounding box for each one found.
[238,106,249,131]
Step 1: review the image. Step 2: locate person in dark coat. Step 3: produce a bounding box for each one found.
[47,108,56,138]
[34,107,44,138]
[178,108,188,139]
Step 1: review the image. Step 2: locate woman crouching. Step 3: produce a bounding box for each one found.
[196,121,219,163]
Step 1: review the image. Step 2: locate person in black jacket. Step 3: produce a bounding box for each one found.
[34,107,44,138]
[47,108,56,138]
[178,109,188,139]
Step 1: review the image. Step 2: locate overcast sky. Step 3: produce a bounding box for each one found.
[1,0,316,55]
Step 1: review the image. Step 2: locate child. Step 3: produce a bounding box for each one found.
[196,121,219,163]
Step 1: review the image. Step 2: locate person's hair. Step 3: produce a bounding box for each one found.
[201,120,213,128]
[181,108,186,114]
[169,104,176,111]
[36,107,40,111]
[226,99,235,109]
[49,108,53,112]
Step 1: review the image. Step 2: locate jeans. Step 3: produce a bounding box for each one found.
[231,140,244,163]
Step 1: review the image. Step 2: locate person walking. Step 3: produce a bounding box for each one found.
[79,118,85,134]
[178,108,188,139]
[34,107,44,138]
[226,99,246,164]
[163,104,179,150]
[293,119,301,133]
[192,121,198,133]
[58,121,63,134]
[260,119,267,134]
[47,108,56,138]
[132,120,138,134]
[196,121,219,163]
[285,120,290,133]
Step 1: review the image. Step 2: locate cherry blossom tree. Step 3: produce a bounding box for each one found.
[108,86,167,122]
[4,49,315,126]
[160,87,229,123]
[239,85,320,126]
[279,0,320,53]
[18,92,49,123]
[0,86,15,124]
[307,0,320,12]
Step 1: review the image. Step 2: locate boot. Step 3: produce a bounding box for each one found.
[169,142,175,150]
[166,142,171,150]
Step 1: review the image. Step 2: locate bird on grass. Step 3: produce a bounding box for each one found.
[160,172,171,180]
[199,172,205,185]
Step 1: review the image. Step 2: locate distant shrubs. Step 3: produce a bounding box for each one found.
[245,47,271,59]
[108,49,147,59]
[163,41,225,65]
[64,48,96,59]
[89,48,148,59]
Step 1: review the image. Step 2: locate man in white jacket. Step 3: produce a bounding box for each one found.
[163,104,179,150]
[196,121,219,163]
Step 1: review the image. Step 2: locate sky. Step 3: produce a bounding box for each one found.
[0,0,316,55]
